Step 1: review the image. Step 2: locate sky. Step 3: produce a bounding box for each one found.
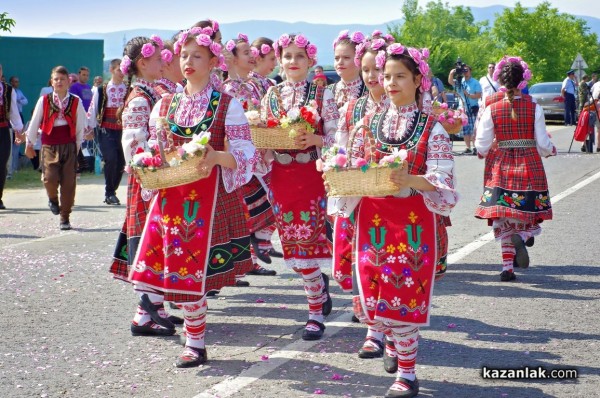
[3,0,599,37]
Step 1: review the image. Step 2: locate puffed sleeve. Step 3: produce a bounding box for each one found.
[474,107,494,157]
[222,97,265,192]
[121,96,152,167]
[147,98,164,149]
[26,96,44,146]
[320,87,340,148]
[334,101,350,148]
[419,123,459,216]
[534,104,556,157]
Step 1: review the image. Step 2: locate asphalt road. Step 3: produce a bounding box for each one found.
[0,124,598,398]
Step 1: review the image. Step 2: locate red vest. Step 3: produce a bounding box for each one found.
[489,94,536,141]
[40,94,79,145]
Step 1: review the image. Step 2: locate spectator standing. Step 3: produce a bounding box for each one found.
[561,69,577,126]
[429,70,446,103]
[448,64,482,154]
[0,64,24,210]
[69,67,94,174]
[578,75,591,111]
[479,62,500,106]
[8,76,28,177]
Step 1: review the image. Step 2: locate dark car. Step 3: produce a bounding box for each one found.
[528,82,564,121]
[445,92,459,110]
[308,70,341,85]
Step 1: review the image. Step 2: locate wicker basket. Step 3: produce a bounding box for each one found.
[440,121,463,134]
[324,125,401,197]
[133,118,210,189]
[250,126,302,150]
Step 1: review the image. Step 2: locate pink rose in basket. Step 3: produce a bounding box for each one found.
[440,103,449,110]
[355,158,368,167]
[335,153,347,167]
[438,114,447,123]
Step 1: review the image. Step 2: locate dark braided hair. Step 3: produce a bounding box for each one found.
[117,36,152,122]
[498,61,524,120]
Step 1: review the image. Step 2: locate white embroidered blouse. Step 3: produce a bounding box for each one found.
[329,77,365,109]
[335,93,390,149]
[88,80,127,129]
[149,83,263,193]
[121,79,158,166]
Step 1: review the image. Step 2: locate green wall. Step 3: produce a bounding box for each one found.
[0,36,104,122]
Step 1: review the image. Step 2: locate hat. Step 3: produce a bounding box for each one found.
[313,73,327,81]
[566,69,575,75]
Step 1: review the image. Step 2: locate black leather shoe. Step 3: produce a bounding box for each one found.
[59,221,72,230]
[48,200,59,215]
[131,321,176,336]
[358,338,384,359]
[268,248,283,258]
[206,290,218,297]
[176,346,208,368]
[351,314,360,323]
[322,273,332,316]
[384,378,419,398]
[139,294,176,330]
[247,265,277,276]
[301,319,326,341]
[511,234,530,268]
[0,200,5,210]
[104,195,121,205]
[235,279,250,287]
[168,315,184,325]
[500,270,517,282]
[525,237,535,247]
[383,337,398,373]
[249,234,272,264]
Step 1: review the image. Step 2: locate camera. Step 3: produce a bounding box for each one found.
[454,57,468,82]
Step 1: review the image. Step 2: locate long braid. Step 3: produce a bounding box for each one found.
[498,62,524,121]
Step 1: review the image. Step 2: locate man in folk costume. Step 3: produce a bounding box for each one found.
[0,64,23,210]
[88,59,127,206]
[475,56,556,281]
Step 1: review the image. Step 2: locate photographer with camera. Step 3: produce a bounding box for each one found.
[448,58,482,154]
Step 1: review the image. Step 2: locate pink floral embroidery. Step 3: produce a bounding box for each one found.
[225,124,251,140]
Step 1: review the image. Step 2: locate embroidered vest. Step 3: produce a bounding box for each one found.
[40,94,79,142]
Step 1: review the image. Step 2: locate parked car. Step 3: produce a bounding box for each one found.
[445,92,459,110]
[528,82,564,121]
[308,69,341,85]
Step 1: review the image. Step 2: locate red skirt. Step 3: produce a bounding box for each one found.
[355,195,437,325]
[269,160,331,269]
[475,147,552,224]
[237,175,276,233]
[332,215,355,292]
[129,168,253,302]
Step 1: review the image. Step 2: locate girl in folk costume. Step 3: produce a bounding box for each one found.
[248,37,278,98]
[475,56,555,281]
[261,33,339,340]
[108,36,182,335]
[330,35,391,358]
[88,58,127,206]
[23,66,85,230]
[129,27,262,368]
[222,34,279,273]
[348,44,458,397]
[329,30,368,109]
[154,37,185,97]
[191,19,227,92]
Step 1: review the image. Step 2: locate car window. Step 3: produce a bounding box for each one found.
[529,83,561,94]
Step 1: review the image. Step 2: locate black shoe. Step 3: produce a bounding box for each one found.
[168,302,179,310]
[247,265,277,276]
[581,145,587,152]
[0,200,5,210]
[511,234,530,269]
[235,279,250,287]
[59,221,72,231]
[48,200,59,215]
[383,338,398,374]
[250,233,272,264]
[139,294,176,330]
[131,321,176,336]
[268,248,283,258]
[358,338,384,359]
[168,315,184,325]
[500,270,517,282]
[176,346,208,368]
[206,290,218,297]
[472,148,478,156]
[464,148,472,154]
[104,194,120,205]
[321,273,333,316]
[525,237,534,247]
[351,314,360,323]
[384,377,419,398]
[301,319,326,341]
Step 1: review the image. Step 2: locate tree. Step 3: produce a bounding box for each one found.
[492,2,600,82]
[0,12,15,33]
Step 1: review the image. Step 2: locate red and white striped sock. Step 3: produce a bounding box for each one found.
[501,236,515,272]
[299,268,325,326]
[384,329,397,358]
[178,297,208,349]
[390,325,419,383]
